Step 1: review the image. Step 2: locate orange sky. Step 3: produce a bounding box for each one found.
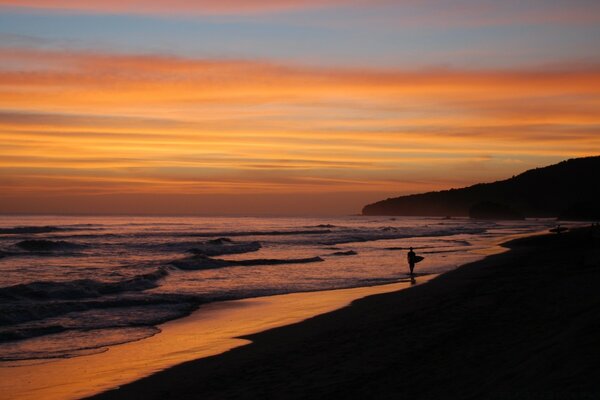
[0,0,351,14]
[1,2,600,215]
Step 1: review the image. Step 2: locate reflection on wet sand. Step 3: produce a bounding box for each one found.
[0,277,433,400]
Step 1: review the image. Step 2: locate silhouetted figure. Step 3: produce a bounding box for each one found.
[407,247,416,276]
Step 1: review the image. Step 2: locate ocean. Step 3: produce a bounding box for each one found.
[0,215,565,363]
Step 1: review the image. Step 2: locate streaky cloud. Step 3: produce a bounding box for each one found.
[0,0,355,15]
[1,47,599,213]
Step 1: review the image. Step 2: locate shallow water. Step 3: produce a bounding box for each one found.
[0,280,430,400]
[0,215,568,361]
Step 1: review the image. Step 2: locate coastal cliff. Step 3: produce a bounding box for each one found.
[362,156,600,219]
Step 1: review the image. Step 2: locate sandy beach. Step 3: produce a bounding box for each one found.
[3,2,598,398]
[87,227,600,400]
[0,275,431,400]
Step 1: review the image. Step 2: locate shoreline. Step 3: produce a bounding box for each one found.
[0,277,434,400]
[0,224,536,399]
[89,227,600,399]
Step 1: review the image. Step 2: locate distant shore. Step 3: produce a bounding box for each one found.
[90,226,600,399]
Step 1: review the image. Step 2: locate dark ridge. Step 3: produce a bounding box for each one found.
[187,229,331,237]
[469,201,524,220]
[328,250,358,256]
[172,256,324,270]
[234,257,323,266]
[188,240,262,257]
[15,240,86,252]
[560,201,600,220]
[207,238,233,244]
[0,226,65,234]
[420,249,462,255]
[362,156,600,218]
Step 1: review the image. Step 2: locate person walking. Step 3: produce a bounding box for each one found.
[407,247,416,276]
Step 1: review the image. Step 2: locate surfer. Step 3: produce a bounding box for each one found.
[407,247,416,276]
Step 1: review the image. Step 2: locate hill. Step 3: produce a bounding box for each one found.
[362,156,600,219]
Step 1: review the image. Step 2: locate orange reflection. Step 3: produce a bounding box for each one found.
[0,279,431,400]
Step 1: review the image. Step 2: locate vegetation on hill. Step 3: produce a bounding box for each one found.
[362,156,600,219]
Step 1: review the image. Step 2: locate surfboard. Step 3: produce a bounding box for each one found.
[414,255,424,263]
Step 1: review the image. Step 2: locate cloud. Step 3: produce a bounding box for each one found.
[2,0,599,27]
[2,48,599,111]
[1,47,599,213]
[0,0,355,15]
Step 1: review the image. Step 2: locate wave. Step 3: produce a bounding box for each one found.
[421,249,464,254]
[320,227,487,245]
[0,293,200,361]
[0,299,196,342]
[14,239,87,252]
[0,326,161,361]
[172,255,324,270]
[0,291,197,329]
[185,229,331,237]
[0,226,67,235]
[0,325,68,343]
[328,250,358,256]
[446,239,471,246]
[207,237,232,244]
[234,256,323,266]
[384,241,472,252]
[355,277,406,285]
[0,268,168,301]
[189,239,261,257]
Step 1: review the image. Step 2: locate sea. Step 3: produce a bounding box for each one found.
[0,215,570,363]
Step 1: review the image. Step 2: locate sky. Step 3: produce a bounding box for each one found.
[1,0,599,215]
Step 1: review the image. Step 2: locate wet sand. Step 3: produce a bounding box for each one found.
[0,278,429,400]
[89,227,600,399]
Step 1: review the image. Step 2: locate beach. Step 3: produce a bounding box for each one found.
[3,2,598,398]
[0,279,429,400]
[89,227,600,399]
[1,215,538,365]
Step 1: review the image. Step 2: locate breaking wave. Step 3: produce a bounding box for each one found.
[0,215,547,362]
[327,250,358,256]
[185,229,331,237]
[0,268,169,301]
[0,327,161,361]
[0,292,196,331]
[320,226,487,245]
[15,240,87,252]
[172,255,324,270]
[188,238,262,257]
[0,226,67,235]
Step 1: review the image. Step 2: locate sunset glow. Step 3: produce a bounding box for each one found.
[1,1,599,214]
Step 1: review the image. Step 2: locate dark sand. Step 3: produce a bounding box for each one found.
[91,228,600,400]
